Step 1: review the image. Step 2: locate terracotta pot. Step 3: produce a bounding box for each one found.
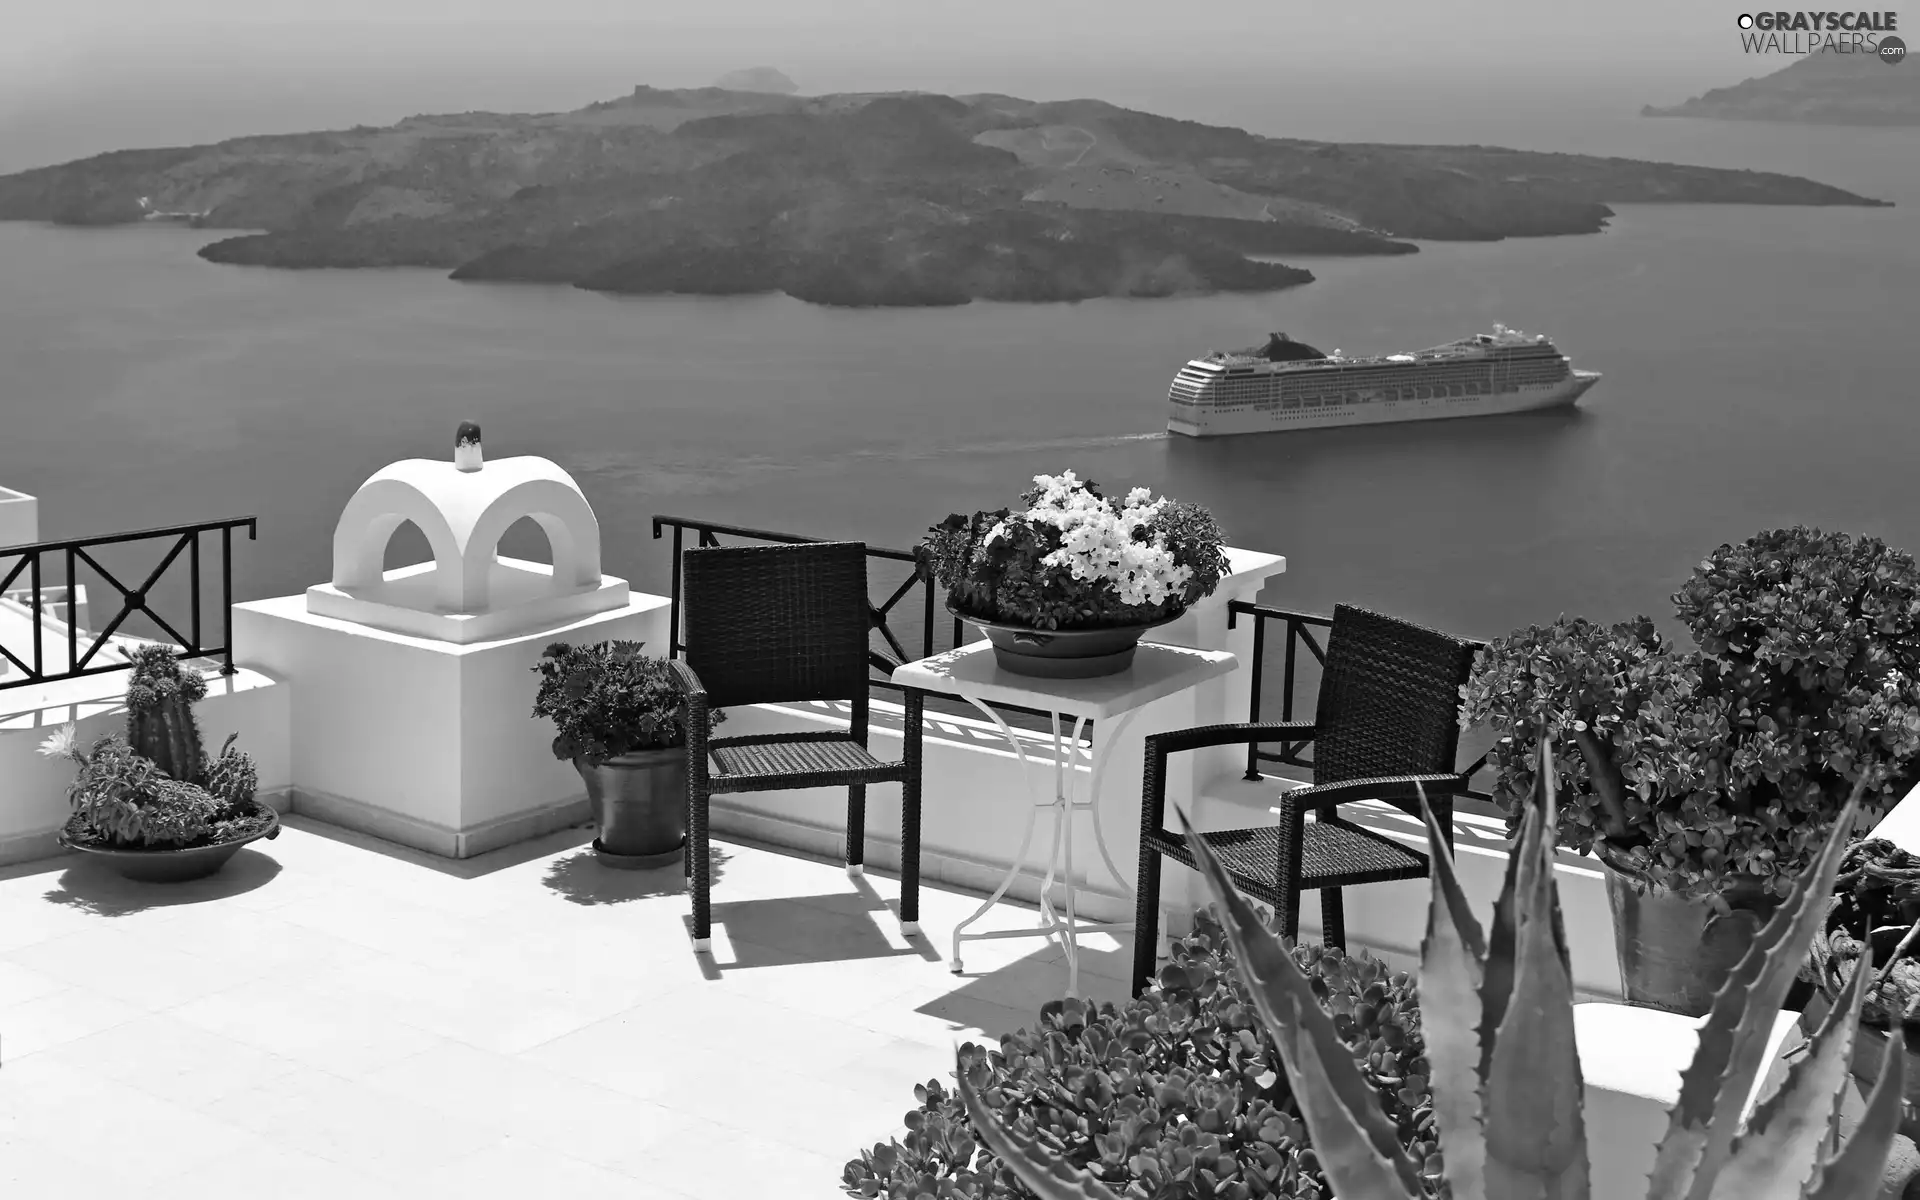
[57,808,280,883]
[950,601,1181,679]
[575,748,687,869]
[1601,846,1781,1016]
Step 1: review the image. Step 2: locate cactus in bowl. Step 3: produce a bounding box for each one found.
[39,647,277,867]
[956,746,1906,1199]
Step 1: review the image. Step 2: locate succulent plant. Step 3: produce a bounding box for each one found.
[957,749,1906,1200]
[1463,527,1920,905]
[124,644,210,786]
[845,922,1434,1199]
[37,648,264,848]
[205,732,259,809]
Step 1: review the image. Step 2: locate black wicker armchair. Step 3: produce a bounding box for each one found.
[671,541,925,954]
[1131,603,1478,995]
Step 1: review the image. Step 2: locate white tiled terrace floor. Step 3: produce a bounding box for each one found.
[0,817,1137,1199]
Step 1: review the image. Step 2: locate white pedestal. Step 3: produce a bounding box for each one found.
[894,639,1239,996]
[233,591,672,858]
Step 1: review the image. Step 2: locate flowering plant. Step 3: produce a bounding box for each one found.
[532,640,721,764]
[1462,527,1920,904]
[917,471,1230,630]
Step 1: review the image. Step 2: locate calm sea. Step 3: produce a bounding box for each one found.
[2,107,1917,647]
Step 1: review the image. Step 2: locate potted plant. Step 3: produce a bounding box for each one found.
[944,764,1909,1200]
[531,640,722,869]
[1461,527,1920,1015]
[1804,834,1920,1140]
[37,646,278,883]
[916,470,1231,679]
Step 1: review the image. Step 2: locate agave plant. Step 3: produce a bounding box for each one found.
[957,747,1908,1199]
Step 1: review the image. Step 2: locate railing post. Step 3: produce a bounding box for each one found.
[29,550,41,679]
[189,529,202,655]
[668,524,685,659]
[921,575,934,659]
[65,546,77,678]
[220,523,236,675]
[1245,611,1267,781]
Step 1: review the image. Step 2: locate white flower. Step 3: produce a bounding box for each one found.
[1013,471,1196,609]
[37,722,79,761]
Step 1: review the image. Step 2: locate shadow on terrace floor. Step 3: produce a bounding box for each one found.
[37,847,282,917]
[540,843,732,905]
[690,870,946,980]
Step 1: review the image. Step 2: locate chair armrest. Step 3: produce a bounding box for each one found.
[668,659,712,783]
[1278,772,1469,847]
[1140,722,1317,835]
[667,659,709,706]
[1143,721,1316,758]
[1277,773,1471,810]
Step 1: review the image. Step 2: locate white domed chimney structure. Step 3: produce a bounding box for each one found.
[304,423,630,644]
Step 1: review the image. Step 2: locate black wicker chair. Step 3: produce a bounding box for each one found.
[1130,603,1478,996]
[669,541,924,954]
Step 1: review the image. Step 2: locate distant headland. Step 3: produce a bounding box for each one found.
[1644,47,1920,125]
[0,84,1892,308]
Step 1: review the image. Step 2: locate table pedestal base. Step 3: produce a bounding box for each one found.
[949,703,1138,999]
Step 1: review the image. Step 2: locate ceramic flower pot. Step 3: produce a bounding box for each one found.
[1600,844,1782,1016]
[575,748,688,869]
[950,602,1183,680]
[56,807,281,884]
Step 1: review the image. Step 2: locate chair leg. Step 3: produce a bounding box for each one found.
[1131,847,1163,997]
[845,784,867,877]
[690,788,713,953]
[900,778,922,935]
[1321,887,1346,951]
[1278,886,1302,944]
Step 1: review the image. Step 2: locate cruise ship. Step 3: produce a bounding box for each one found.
[1166,325,1601,436]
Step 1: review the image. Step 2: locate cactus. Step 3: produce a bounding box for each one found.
[958,745,1907,1200]
[205,732,258,808]
[123,645,209,785]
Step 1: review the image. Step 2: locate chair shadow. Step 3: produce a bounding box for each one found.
[541,843,730,906]
[40,848,283,917]
[690,871,944,979]
[921,935,1137,1037]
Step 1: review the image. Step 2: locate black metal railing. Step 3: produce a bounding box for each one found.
[0,517,257,692]
[650,515,1058,724]
[1228,600,1495,803]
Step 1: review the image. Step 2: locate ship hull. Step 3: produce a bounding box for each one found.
[1168,370,1600,437]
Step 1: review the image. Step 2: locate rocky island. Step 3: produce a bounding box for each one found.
[1644,49,1920,125]
[0,85,1892,307]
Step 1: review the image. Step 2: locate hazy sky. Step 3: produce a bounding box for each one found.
[0,1,1787,169]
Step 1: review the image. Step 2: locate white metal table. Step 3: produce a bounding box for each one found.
[892,640,1238,997]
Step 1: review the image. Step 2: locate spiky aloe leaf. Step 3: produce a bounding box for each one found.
[1645,782,1867,1200]
[954,1048,1117,1200]
[1176,810,1426,1200]
[1283,986,1436,1192]
[1705,934,1869,1200]
[1418,786,1490,1198]
[1800,1034,1906,1200]
[1479,789,1529,1081]
[1480,763,1591,1199]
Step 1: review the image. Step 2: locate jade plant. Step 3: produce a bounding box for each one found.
[1462,527,1920,904]
[844,920,1434,1199]
[38,646,268,848]
[958,755,1905,1200]
[531,640,722,765]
